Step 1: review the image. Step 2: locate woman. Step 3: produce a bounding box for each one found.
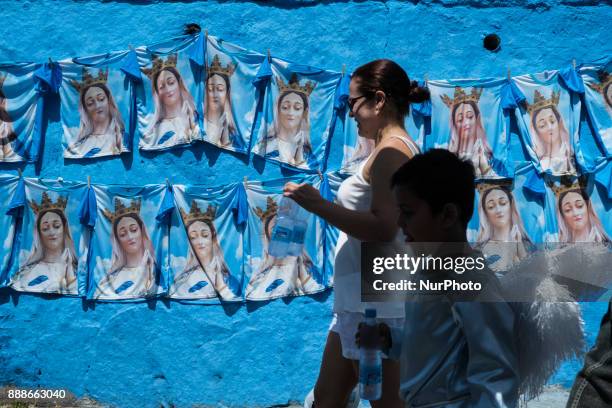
[476,182,533,271]
[67,68,125,158]
[96,199,156,298]
[527,90,575,174]
[284,59,428,408]
[0,73,18,161]
[204,55,241,149]
[554,182,611,244]
[142,54,200,149]
[245,196,321,300]
[171,201,239,299]
[10,193,78,294]
[441,87,496,177]
[259,74,316,168]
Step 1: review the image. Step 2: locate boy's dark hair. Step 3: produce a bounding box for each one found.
[391,149,475,226]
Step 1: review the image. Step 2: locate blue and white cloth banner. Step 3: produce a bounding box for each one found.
[429,79,512,179]
[87,184,167,300]
[59,53,132,159]
[546,174,612,244]
[137,35,203,151]
[202,36,264,154]
[7,178,87,295]
[252,58,341,171]
[244,175,326,301]
[169,183,244,301]
[0,175,20,286]
[581,60,612,158]
[513,72,582,176]
[0,63,43,163]
[468,178,539,271]
[321,171,347,286]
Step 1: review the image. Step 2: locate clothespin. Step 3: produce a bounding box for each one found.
[317,170,323,181]
[48,57,53,64]
[165,178,171,188]
[87,175,91,188]
[507,68,511,80]
[17,168,22,178]
[572,59,577,69]
[424,73,429,85]
[128,44,134,51]
[243,176,248,188]
[205,29,208,38]
[341,64,346,76]
[267,49,271,63]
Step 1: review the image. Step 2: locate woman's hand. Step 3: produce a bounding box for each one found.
[283,182,324,213]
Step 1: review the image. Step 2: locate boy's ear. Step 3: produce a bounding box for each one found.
[440,203,460,229]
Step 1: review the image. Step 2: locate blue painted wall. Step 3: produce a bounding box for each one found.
[0,0,611,406]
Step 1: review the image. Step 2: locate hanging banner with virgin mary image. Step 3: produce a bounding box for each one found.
[580,59,612,158]
[0,63,43,163]
[202,36,264,154]
[244,175,327,301]
[429,79,512,179]
[137,35,203,151]
[87,184,168,300]
[59,52,132,159]
[169,183,244,301]
[0,175,20,287]
[513,72,581,176]
[547,175,611,245]
[467,177,540,273]
[7,178,88,295]
[252,58,342,171]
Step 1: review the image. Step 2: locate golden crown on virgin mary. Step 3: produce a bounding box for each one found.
[30,192,68,215]
[103,198,142,224]
[277,73,316,97]
[440,87,483,109]
[208,55,235,77]
[526,90,560,114]
[550,175,588,198]
[70,68,109,94]
[141,54,178,80]
[254,196,278,221]
[587,70,612,94]
[180,201,216,226]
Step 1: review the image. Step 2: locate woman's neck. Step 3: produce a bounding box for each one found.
[572,226,590,242]
[197,252,212,266]
[126,250,145,268]
[375,122,407,146]
[277,126,299,142]
[206,109,222,122]
[164,102,182,119]
[43,247,64,263]
[92,118,110,135]
[491,225,511,241]
[543,136,562,157]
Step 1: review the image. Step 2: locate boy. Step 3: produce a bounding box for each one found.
[361,149,520,407]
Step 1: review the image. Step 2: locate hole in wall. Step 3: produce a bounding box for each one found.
[483,34,501,52]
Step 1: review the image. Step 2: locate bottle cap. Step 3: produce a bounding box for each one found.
[365,309,376,318]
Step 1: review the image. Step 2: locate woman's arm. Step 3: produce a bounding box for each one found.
[285,144,412,242]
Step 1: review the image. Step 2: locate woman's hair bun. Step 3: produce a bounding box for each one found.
[408,80,430,103]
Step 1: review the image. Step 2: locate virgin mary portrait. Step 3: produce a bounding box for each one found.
[246,197,321,299]
[258,74,317,168]
[10,193,78,294]
[170,201,240,300]
[441,87,497,178]
[526,90,576,175]
[66,68,126,158]
[141,54,201,149]
[95,198,157,298]
[0,74,18,161]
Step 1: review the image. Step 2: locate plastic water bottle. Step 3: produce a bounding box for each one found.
[359,308,382,401]
[268,197,297,257]
[288,206,308,256]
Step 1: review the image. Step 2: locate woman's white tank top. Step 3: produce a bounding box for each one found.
[333,135,419,317]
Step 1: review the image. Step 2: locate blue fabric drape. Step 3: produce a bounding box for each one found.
[559,66,586,94]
